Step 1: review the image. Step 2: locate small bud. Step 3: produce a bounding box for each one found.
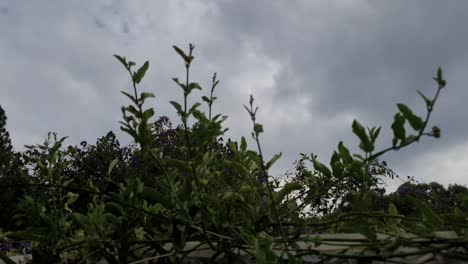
[254,123,263,134]
[432,126,441,138]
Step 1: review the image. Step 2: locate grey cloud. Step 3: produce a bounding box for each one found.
[1,1,467,190]
[208,1,468,187]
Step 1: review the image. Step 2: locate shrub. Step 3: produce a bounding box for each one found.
[1,44,466,263]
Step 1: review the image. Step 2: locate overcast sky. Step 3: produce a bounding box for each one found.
[1,1,467,192]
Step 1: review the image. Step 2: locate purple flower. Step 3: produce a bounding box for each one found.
[397,187,408,196]
[299,188,306,195]
[130,157,138,168]
[0,244,13,252]
[258,171,268,184]
[23,241,31,254]
[414,189,427,197]
[377,188,386,196]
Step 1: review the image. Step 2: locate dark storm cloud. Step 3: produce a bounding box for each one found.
[211,0,468,187]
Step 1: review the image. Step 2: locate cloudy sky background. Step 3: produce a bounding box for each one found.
[1,1,467,192]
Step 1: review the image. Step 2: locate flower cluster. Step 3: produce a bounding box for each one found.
[376,188,386,196]
[153,116,179,154]
[0,238,31,255]
[397,185,427,198]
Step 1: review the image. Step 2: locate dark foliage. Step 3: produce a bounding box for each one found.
[0,105,29,231]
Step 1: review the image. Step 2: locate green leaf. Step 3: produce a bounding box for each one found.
[433,66,446,88]
[222,191,236,201]
[173,45,190,62]
[139,92,155,103]
[370,127,381,144]
[312,157,331,178]
[133,61,149,84]
[437,66,443,80]
[142,108,155,120]
[253,233,277,264]
[172,78,186,91]
[440,79,447,88]
[226,141,238,152]
[391,113,406,141]
[432,126,441,138]
[107,159,119,177]
[126,105,141,118]
[243,105,250,115]
[382,238,402,257]
[166,159,192,173]
[411,197,442,227]
[138,121,151,145]
[191,109,205,121]
[106,202,124,215]
[240,136,247,152]
[406,135,417,142]
[187,82,202,92]
[145,203,165,214]
[352,120,374,153]
[202,96,210,103]
[120,126,139,140]
[119,121,132,131]
[254,123,263,134]
[188,102,201,115]
[121,91,138,105]
[266,152,282,170]
[73,213,88,227]
[12,213,24,220]
[6,230,46,242]
[330,151,344,177]
[417,90,433,109]
[142,187,165,204]
[170,101,183,114]
[338,141,352,164]
[65,192,79,206]
[349,159,366,182]
[223,160,247,175]
[113,55,127,68]
[63,178,74,187]
[330,151,340,167]
[397,104,424,131]
[388,203,399,216]
[246,151,262,167]
[273,182,302,205]
[357,224,377,241]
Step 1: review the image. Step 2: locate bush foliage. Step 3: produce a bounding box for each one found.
[1,44,467,263]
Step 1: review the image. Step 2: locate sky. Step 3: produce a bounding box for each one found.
[1,1,468,192]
